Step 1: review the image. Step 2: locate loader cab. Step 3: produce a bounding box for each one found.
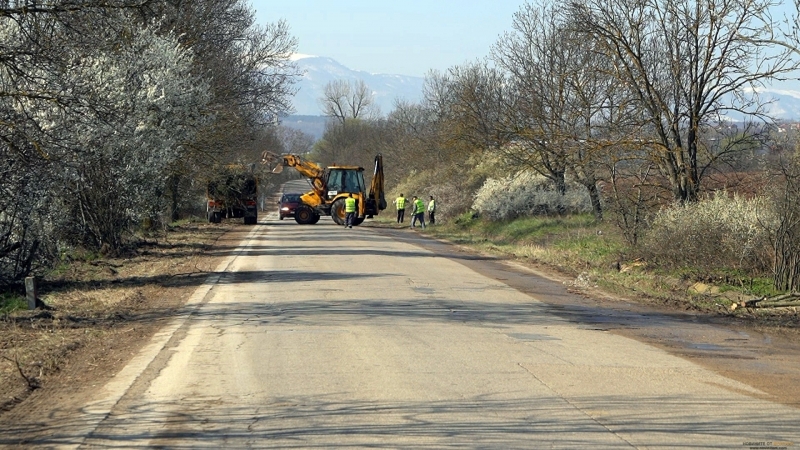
[324,167,366,200]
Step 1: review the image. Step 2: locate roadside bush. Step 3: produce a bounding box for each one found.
[394,170,463,222]
[392,152,503,223]
[639,192,774,275]
[472,171,592,221]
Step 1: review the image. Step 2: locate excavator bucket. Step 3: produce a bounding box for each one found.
[260,150,286,174]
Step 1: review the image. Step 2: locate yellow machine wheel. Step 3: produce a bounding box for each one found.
[331,198,347,226]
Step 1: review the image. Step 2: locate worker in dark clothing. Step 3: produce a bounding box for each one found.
[410,196,426,229]
[344,193,356,228]
[393,193,407,223]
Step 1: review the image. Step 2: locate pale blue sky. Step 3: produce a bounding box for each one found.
[250,0,526,77]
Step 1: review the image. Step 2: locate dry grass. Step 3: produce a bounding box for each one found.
[0,219,238,413]
[422,212,800,329]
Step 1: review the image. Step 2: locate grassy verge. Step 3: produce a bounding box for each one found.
[424,212,622,273]
[407,213,796,323]
[0,293,26,316]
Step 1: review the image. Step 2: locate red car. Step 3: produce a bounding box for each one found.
[278,193,302,220]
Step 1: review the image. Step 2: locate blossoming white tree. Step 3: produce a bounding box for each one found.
[0,1,298,284]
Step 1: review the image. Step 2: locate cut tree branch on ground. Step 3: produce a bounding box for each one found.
[732,293,800,309]
[1,355,41,390]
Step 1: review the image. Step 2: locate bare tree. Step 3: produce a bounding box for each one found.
[320,79,378,124]
[446,62,509,154]
[314,118,389,168]
[386,99,441,177]
[569,0,800,203]
[406,64,509,174]
[137,0,300,221]
[386,70,508,218]
[492,2,584,199]
[278,126,315,156]
[767,152,800,290]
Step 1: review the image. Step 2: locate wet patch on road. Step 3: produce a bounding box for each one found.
[506,333,561,341]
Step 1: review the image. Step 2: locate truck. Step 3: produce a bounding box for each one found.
[261,152,386,226]
[206,165,259,225]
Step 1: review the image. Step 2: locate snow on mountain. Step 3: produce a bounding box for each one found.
[289,53,316,61]
[288,55,425,116]
[757,88,800,120]
[714,87,800,122]
[284,55,800,123]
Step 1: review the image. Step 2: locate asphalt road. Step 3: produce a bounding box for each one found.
[65,216,800,448]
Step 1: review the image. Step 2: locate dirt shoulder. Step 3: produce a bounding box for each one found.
[0,221,253,425]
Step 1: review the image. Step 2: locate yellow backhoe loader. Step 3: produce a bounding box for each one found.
[261,152,386,225]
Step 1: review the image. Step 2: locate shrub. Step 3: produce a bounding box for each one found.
[639,192,774,275]
[391,153,503,224]
[472,172,592,221]
[0,293,26,315]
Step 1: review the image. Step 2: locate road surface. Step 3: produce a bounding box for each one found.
[13,215,800,448]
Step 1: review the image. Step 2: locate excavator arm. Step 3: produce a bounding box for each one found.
[369,154,387,213]
[261,151,327,200]
[277,155,323,180]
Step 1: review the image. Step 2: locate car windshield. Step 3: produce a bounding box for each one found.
[282,194,301,203]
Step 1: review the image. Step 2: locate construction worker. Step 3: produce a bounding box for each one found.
[428,196,436,225]
[393,193,407,223]
[410,195,426,229]
[344,193,356,228]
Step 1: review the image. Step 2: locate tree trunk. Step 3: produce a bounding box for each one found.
[773,218,800,292]
[586,181,603,221]
[554,169,566,195]
[169,173,180,223]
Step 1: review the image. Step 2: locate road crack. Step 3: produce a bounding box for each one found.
[516,362,639,449]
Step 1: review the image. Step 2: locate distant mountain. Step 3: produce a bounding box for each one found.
[280,115,327,141]
[719,87,800,122]
[281,55,800,136]
[288,55,425,116]
[757,88,800,121]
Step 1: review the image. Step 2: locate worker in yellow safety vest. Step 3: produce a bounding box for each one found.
[393,193,407,223]
[344,193,357,228]
[410,196,426,229]
[428,196,436,225]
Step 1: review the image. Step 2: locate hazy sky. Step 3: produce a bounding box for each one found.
[250,0,526,77]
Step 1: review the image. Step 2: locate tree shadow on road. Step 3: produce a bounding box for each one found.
[2,394,797,448]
